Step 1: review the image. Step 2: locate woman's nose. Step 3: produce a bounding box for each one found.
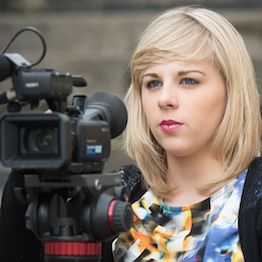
[158,84,178,109]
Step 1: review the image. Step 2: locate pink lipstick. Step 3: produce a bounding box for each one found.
[160,120,183,132]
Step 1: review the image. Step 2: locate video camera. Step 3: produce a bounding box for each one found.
[0,26,132,262]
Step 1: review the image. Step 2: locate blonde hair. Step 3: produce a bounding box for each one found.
[124,6,261,198]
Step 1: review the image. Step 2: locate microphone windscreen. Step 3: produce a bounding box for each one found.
[0,54,11,82]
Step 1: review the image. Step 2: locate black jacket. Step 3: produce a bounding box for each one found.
[0,159,262,262]
[239,157,262,261]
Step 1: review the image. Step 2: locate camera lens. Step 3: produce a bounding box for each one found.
[35,129,54,151]
[23,128,58,154]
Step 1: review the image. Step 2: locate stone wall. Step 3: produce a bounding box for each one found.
[1,0,262,11]
[1,10,261,99]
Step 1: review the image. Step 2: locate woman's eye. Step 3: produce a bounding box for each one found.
[180,78,198,85]
[147,80,161,89]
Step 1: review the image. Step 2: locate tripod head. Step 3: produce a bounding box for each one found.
[15,172,132,262]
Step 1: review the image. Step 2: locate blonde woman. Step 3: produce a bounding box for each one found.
[113,6,262,262]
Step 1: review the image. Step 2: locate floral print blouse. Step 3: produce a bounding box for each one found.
[113,172,247,261]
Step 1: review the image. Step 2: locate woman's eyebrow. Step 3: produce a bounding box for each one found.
[142,73,158,79]
[178,70,206,76]
[142,70,206,80]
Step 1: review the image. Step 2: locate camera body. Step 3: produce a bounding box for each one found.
[0,54,127,175]
[0,111,111,174]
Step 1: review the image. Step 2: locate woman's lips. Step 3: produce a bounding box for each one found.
[160,120,183,132]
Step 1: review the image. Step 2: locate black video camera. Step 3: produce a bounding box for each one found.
[0,26,132,262]
[0,28,127,175]
[0,91,127,175]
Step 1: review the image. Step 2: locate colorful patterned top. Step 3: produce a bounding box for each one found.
[113,171,247,261]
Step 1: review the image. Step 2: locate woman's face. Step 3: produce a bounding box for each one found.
[141,59,226,160]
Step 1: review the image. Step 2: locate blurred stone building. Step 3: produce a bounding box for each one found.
[0,1,261,191]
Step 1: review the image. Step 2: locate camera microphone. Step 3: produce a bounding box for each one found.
[0,54,12,82]
[0,54,16,105]
[0,53,30,105]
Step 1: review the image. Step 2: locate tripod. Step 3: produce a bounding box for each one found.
[15,172,133,262]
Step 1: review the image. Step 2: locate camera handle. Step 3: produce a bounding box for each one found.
[17,173,133,262]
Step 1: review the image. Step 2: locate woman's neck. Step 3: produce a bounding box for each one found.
[164,153,223,206]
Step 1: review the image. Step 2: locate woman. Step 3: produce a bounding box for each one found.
[113,5,262,262]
